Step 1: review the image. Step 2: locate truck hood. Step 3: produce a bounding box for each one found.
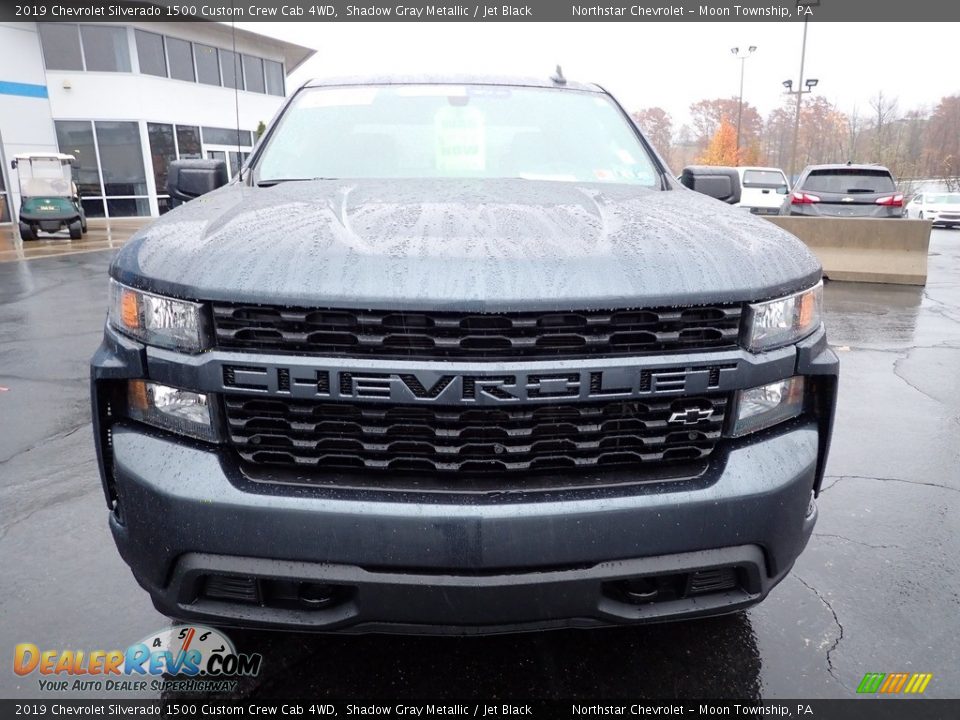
[112,179,821,311]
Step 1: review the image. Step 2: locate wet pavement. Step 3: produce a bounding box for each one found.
[1,227,958,700]
[0,218,147,264]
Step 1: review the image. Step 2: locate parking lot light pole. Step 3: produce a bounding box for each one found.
[731,46,757,154]
[784,20,818,181]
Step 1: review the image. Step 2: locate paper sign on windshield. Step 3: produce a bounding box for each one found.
[434,106,486,173]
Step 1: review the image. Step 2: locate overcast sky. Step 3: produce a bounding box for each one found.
[239,21,955,127]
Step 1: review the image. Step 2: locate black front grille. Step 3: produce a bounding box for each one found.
[212,304,743,359]
[223,394,727,476]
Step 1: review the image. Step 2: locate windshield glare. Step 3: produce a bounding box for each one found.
[802,168,896,194]
[19,159,73,197]
[742,169,787,189]
[256,85,660,186]
[925,193,960,205]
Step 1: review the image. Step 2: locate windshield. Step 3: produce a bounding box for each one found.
[18,159,73,197]
[256,85,660,187]
[802,168,896,194]
[925,193,960,205]
[742,169,788,192]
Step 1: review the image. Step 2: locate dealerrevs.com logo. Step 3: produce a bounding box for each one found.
[13,625,262,693]
[856,672,933,695]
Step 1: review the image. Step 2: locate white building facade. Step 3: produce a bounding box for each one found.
[0,21,313,223]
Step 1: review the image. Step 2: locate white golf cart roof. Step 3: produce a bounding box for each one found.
[14,153,76,163]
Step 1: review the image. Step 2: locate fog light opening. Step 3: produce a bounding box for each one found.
[298,582,339,609]
[605,567,743,606]
[621,578,659,603]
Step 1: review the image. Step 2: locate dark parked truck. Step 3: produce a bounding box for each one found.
[91,76,838,633]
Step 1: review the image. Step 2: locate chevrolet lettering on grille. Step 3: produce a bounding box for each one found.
[220,362,738,405]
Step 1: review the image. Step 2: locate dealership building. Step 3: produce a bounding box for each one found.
[0,21,314,224]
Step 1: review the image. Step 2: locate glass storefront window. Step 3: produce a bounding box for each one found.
[242,55,265,94]
[220,49,243,90]
[106,198,150,217]
[166,37,195,82]
[82,198,106,218]
[176,126,202,159]
[265,60,285,96]
[80,26,131,72]
[39,24,84,71]
[40,23,284,97]
[95,121,148,196]
[56,120,148,218]
[195,44,220,86]
[148,123,176,197]
[54,121,101,197]
[202,127,253,146]
[136,30,167,77]
[228,151,242,178]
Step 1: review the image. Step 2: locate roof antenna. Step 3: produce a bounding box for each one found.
[551,65,567,85]
[231,13,243,182]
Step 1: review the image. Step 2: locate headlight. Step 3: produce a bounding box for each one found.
[729,377,804,438]
[109,279,206,352]
[743,282,822,352]
[127,380,219,442]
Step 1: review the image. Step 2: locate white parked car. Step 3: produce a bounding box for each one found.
[905,192,960,227]
[734,167,790,216]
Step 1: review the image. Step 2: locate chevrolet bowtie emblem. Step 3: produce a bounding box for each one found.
[668,407,714,425]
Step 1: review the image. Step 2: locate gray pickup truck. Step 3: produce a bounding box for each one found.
[91,75,838,633]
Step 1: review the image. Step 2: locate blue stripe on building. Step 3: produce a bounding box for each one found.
[0,81,48,98]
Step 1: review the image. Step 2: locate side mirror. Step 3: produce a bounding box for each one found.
[680,165,741,204]
[11,159,17,170]
[166,159,228,207]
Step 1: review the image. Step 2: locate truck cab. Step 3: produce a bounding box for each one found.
[735,166,790,216]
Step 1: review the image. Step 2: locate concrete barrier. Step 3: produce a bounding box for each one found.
[764,216,931,286]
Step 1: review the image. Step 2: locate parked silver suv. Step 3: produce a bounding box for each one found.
[782,163,903,218]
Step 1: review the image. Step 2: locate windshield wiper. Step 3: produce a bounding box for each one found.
[256,177,336,187]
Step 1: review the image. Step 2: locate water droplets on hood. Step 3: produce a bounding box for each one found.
[113,177,821,310]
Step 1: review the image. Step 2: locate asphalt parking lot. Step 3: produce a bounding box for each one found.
[1,225,958,700]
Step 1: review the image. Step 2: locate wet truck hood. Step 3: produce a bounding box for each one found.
[111,178,821,311]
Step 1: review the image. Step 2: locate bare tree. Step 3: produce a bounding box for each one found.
[846,106,862,161]
[671,124,698,170]
[631,107,674,166]
[869,91,899,164]
[923,95,960,182]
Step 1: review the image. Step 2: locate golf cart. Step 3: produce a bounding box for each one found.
[11,153,87,240]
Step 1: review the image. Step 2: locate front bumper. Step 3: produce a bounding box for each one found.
[92,326,838,633]
[106,420,819,633]
[928,214,960,226]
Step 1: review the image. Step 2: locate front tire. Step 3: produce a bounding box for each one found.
[80,216,88,234]
[68,219,82,240]
[19,222,36,241]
